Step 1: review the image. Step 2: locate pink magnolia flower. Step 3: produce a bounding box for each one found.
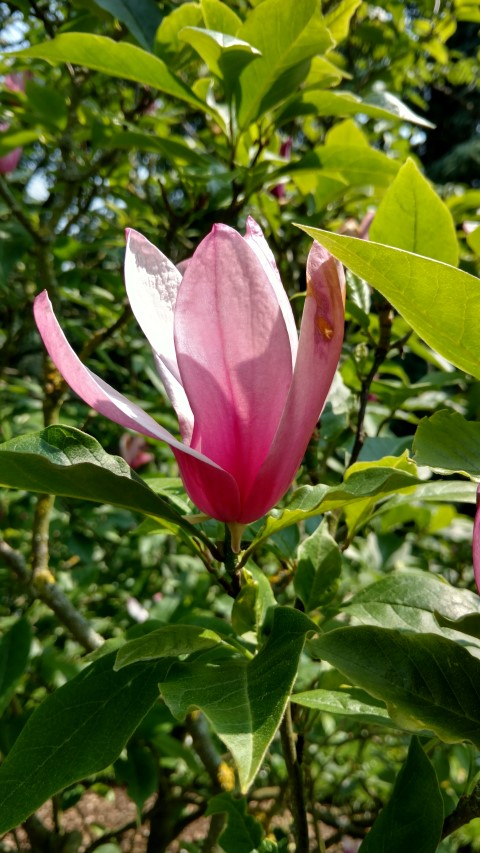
[119,433,154,469]
[0,73,26,175]
[34,218,345,549]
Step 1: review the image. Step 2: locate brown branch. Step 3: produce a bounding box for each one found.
[0,539,103,652]
[280,702,309,852]
[442,781,480,839]
[349,300,393,466]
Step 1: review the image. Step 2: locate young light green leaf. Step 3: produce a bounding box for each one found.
[179,27,261,84]
[413,410,480,478]
[294,521,342,611]
[114,625,227,670]
[370,158,459,265]
[311,626,480,747]
[18,34,206,112]
[91,0,162,50]
[159,607,314,791]
[0,654,169,834]
[0,425,200,539]
[325,0,362,43]
[359,738,443,853]
[232,563,276,638]
[0,620,31,718]
[297,226,480,379]
[235,0,333,128]
[278,89,434,128]
[201,0,242,35]
[242,455,419,558]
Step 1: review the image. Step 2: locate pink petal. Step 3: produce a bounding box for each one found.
[473,485,480,593]
[241,242,345,522]
[0,147,21,174]
[124,229,194,442]
[33,290,241,520]
[173,223,293,501]
[244,216,298,367]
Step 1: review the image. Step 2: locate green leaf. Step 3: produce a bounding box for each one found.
[325,0,362,43]
[294,521,341,611]
[179,27,261,83]
[201,0,242,35]
[0,130,43,156]
[297,226,480,380]
[114,625,228,670]
[344,571,480,654]
[285,144,399,190]
[278,89,434,128]
[243,455,419,556]
[232,563,276,638]
[93,126,211,167]
[91,0,163,50]
[159,607,314,791]
[0,425,200,539]
[235,0,333,128]
[360,738,443,853]
[311,626,480,746]
[292,687,391,727]
[0,654,169,834]
[370,159,458,266]
[413,410,480,478]
[206,793,263,853]
[18,34,207,113]
[115,744,158,814]
[0,620,31,718]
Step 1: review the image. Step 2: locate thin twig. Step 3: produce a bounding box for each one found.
[280,703,309,852]
[349,300,393,465]
[0,176,45,244]
[442,780,480,839]
[0,539,103,652]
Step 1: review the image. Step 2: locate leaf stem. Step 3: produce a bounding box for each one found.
[280,702,309,852]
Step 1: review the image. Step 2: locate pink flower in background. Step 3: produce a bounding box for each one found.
[34,217,345,549]
[0,73,25,175]
[119,433,154,469]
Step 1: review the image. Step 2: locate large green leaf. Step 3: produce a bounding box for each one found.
[311,626,480,746]
[298,226,480,380]
[359,738,443,853]
[0,620,31,718]
[370,158,458,265]
[0,654,169,834]
[344,571,480,655]
[413,410,480,478]
[235,0,333,128]
[159,607,314,791]
[324,0,362,43]
[206,793,263,853]
[18,34,206,112]
[0,425,200,539]
[92,0,162,50]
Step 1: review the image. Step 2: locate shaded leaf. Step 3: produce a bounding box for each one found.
[0,620,31,718]
[0,425,201,539]
[92,0,162,50]
[311,626,480,746]
[0,654,169,834]
[359,738,443,853]
[413,410,480,478]
[206,793,263,853]
[294,521,341,611]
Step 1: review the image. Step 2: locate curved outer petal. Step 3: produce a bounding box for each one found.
[473,485,480,593]
[174,223,293,500]
[240,242,345,523]
[244,216,298,367]
[124,228,194,442]
[33,290,241,520]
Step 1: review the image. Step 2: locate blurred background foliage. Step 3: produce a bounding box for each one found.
[0,0,480,850]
